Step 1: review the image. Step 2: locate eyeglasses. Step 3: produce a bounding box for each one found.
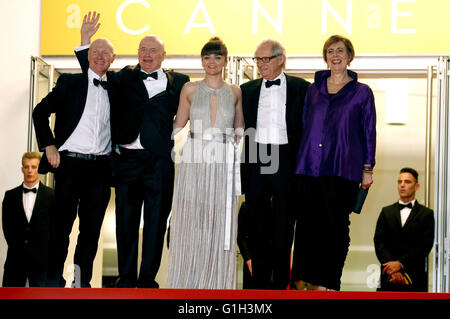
[252,55,281,64]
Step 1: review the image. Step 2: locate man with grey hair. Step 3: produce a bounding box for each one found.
[75,12,189,288]
[33,35,116,287]
[240,39,310,289]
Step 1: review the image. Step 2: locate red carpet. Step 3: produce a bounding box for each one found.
[1,287,450,299]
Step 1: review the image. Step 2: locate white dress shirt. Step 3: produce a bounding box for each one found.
[59,68,111,155]
[22,182,40,223]
[121,68,168,149]
[399,199,416,226]
[255,73,288,145]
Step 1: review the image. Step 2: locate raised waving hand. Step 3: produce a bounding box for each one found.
[81,11,101,45]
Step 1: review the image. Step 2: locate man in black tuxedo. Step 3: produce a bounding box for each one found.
[374,167,435,292]
[240,39,309,289]
[33,38,115,287]
[76,13,189,288]
[2,152,55,287]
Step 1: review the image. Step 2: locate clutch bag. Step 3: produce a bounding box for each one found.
[353,186,368,214]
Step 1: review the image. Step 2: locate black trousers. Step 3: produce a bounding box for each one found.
[114,148,174,288]
[244,144,296,290]
[2,245,48,287]
[291,175,359,290]
[46,155,111,287]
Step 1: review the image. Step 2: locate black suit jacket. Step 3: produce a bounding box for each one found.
[374,201,435,291]
[240,74,310,193]
[32,72,115,174]
[2,183,55,281]
[75,49,190,159]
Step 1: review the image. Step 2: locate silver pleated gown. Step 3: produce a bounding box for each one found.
[167,80,239,289]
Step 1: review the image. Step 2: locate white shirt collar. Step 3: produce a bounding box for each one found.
[141,68,163,77]
[23,181,40,190]
[399,199,416,207]
[88,68,107,82]
[263,72,285,85]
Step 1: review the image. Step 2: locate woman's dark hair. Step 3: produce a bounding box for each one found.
[322,34,355,63]
[400,167,419,182]
[201,37,228,58]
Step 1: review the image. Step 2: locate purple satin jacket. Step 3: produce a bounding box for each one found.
[295,69,376,182]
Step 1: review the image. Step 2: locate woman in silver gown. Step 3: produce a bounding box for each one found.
[166,37,244,289]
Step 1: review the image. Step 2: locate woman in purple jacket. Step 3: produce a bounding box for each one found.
[291,35,376,291]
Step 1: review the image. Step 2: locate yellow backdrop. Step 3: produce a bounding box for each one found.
[41,0,450,55]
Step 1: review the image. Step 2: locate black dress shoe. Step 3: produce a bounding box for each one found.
[46,277,66,287]
[137,280,159,289]
[114,277,137,288]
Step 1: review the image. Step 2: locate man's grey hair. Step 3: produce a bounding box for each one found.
[257,38,286,69]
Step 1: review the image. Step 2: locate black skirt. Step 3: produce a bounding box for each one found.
[291,175,359,290]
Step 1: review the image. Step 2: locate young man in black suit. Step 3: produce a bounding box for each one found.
[240,39,309,290]
[2,152,55,287]
[33,37,116,288]
[76,12,190,288]
[374,167,435,292]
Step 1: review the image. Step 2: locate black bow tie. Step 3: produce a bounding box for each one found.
[141,71,158,80]
[23,187,37,194]
[93,78,108,89]
[265,79,281,88]
[399,202,413,210]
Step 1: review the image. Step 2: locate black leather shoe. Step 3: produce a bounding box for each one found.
[114,277,137,288]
